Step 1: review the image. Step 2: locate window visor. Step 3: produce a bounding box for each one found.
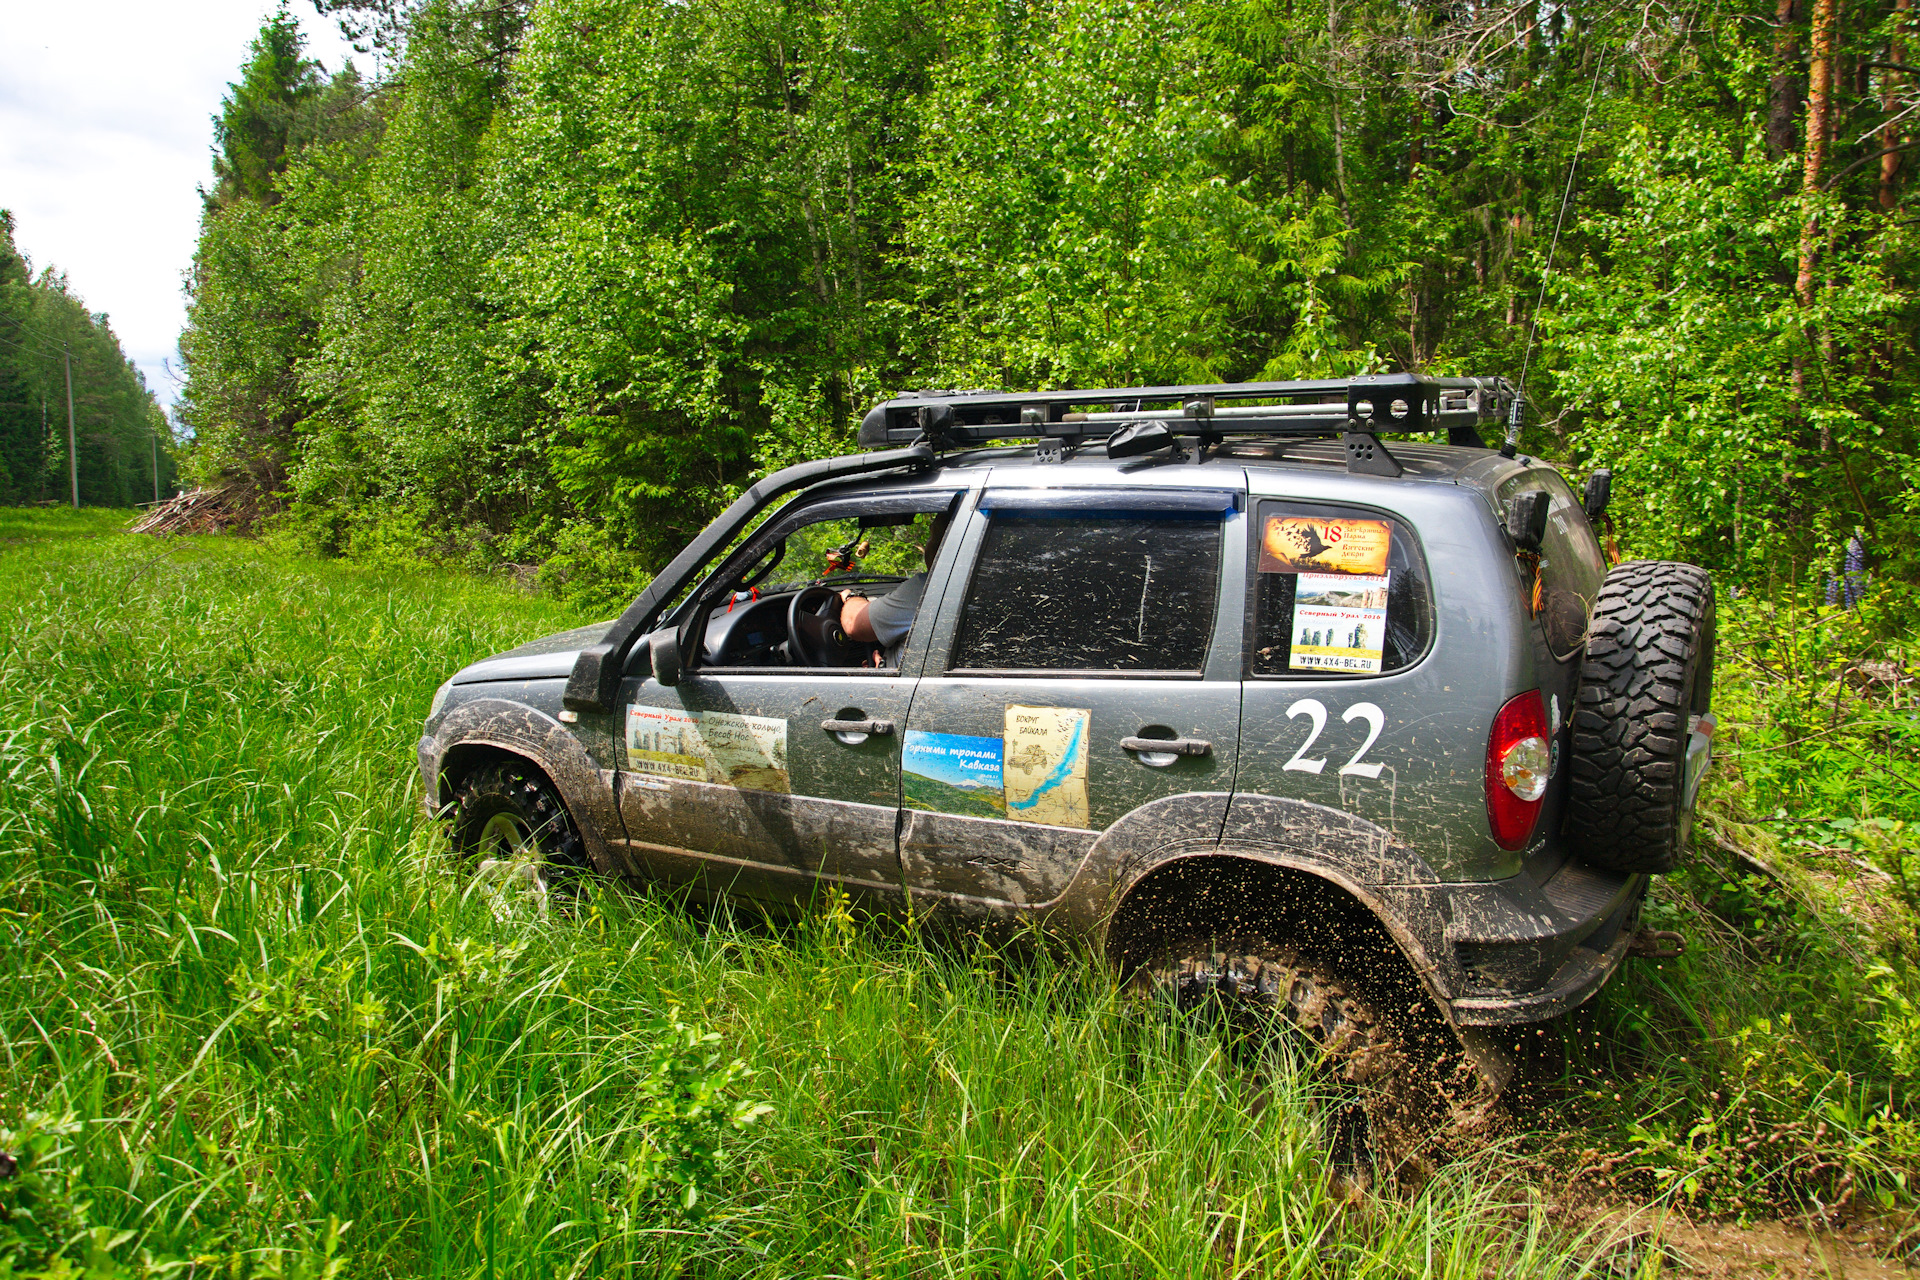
[977,488,1239,517]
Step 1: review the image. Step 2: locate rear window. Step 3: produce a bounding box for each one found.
[1250,500,1433,677]
[950,510,1224,673]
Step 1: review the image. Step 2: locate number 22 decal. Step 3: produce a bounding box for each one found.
[1283,698,1387,778]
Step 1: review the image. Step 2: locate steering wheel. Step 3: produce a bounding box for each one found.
[786,586,868,667]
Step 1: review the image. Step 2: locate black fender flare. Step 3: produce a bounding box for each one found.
[423,698,626,877]
[1053,791,1456,1010]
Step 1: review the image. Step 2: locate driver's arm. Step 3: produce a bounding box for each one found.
[839,591,877,643]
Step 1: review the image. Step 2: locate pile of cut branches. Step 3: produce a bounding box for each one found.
[130,482,259,536]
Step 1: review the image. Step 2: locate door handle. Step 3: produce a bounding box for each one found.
[1120,735,1211,757]
[822,718,895,735]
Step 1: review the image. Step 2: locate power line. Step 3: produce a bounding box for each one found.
[0,328,66,359]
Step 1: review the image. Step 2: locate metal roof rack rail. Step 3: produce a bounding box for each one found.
[856,372,1517,475]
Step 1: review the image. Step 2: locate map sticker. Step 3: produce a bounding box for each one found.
[1002,705,1091,829]
[1260,516,1392,576]
[1290,572,1390,673]
[625,705,790,793]
[902,730,1005,817]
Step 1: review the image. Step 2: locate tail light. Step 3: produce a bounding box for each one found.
[1486,690,1551,850]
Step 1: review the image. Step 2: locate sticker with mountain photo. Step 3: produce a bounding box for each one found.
[903,730,1006,817]
[1290,572,1390,673]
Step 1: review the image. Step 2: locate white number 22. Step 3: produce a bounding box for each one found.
[1283,698,1386,778]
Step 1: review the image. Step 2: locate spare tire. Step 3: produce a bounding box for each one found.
[1563,560,1715,875]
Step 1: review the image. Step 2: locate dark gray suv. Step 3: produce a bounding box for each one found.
[419,374,1716,1156]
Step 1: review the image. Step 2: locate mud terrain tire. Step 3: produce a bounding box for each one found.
[1564,560,1715,875]
[1141,940,1443,1181]
[449,760,591,887]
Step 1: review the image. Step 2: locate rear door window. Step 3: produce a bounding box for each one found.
[949,491,1229,674]
[1250,500,1434,677]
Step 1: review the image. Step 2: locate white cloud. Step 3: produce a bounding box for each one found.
[0,1,362,410]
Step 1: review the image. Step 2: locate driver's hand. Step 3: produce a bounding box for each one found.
[838,590,878,644]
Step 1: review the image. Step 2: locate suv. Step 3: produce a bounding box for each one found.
[419,374,1716,1149]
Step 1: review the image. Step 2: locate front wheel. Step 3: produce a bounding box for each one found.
[448,760,591,893]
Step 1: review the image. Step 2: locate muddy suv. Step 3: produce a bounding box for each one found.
[419,374,1716,1137]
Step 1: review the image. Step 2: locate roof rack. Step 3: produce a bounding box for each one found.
[856,372,1518,476]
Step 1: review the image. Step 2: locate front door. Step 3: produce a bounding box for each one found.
[617,670,916,905]
[898,484,1246,912]
[613,492,961,906]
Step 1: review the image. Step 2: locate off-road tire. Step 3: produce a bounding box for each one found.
[1141,941,1435,1180]
[1564,560,1715,875]
[449,760,591,888]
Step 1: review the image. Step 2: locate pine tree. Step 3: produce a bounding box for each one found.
[208,4,325,207]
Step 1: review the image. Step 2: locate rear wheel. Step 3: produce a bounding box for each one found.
[1139,939,1445,1182]
[1564,561,1716,875]
[448,760,590,894]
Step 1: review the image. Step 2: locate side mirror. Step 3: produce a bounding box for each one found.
[1106,421,1175,459]
[1507,491,1550,553]
[647,627,683,687]
[1583,469,1612,521]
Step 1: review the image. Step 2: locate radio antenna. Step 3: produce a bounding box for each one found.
[1505,44,1610,458]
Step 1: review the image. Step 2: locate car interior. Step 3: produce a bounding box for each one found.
[696,507,943,669]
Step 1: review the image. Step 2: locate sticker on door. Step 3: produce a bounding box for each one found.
[902,731,1005,817]
[626,705,790,793]
[1004,705,1090,828]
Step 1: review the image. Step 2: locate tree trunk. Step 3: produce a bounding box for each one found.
[1770,0,1805,159]
[1884,0,1911,209]
[1328,1,1353,230]
[1796,0,1839,310]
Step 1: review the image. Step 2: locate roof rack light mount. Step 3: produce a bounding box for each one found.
[857,372,1516,472]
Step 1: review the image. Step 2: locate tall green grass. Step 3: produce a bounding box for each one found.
[0,515,1882,1276]
[1550,584,1920,1221]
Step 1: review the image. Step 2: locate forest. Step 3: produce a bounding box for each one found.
[181,0,1919,607]
[0,214,174,509]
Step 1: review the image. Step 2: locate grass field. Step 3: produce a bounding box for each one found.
[2,510,1916,1277]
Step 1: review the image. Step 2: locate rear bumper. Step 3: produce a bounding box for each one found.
[1434,857,1644,1025]
[1450,909,1637,1025]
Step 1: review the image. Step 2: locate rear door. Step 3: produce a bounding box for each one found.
[899,484,1245,911]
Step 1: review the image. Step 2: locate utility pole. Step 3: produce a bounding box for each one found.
[151,429,160,502]
[64,345,78,509]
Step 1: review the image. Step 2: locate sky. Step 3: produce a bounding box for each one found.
[0,1,361,413]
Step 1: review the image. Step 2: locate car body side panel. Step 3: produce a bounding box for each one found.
[1234,469,1535,882]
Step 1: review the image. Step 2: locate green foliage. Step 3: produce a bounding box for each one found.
[178,0,1920,597]
[0,1112,100,1277]
[1548,584,1920,1217]
[1553,114,1911,572]
[535,519,651,616]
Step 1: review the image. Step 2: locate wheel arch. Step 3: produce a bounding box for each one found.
[1102,850,1457,1019]
[437,741,546,808]
[427,696,625,876]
